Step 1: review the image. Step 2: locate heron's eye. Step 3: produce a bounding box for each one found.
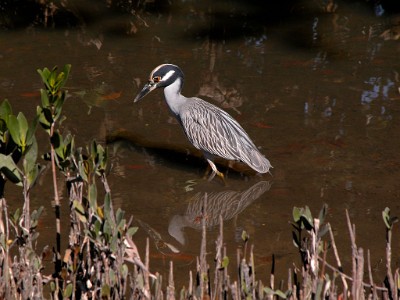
[153,76,161,83]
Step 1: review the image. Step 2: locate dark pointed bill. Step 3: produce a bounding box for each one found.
[134,82,157,102]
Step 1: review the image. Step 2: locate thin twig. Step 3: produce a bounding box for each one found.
[50,122,62,276]
[367,249,378,299]
[316,256,388,291]
[328,223,348,294]
[386,225,396,300]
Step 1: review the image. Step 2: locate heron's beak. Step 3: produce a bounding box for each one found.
[134,82,157,102]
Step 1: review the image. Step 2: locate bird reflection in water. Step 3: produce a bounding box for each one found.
[168,181,271,245]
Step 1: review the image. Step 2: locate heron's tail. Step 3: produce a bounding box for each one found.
[243,148,272,174]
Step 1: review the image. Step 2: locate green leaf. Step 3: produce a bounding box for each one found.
[49,71,56,89]
[53,92,65,120]
[382,207,392,229]
[40,88,50,107]
[11,208,21,224]
[318,224,329,239]
[0,100,12,121]
[51,131,62,154]
[117,219,126,233]
[78,160,88,182]
[304,206,313,224]
[23,136,38,174]
[116,208,123,223]
[63,134,74,158]
[73,200,85,215]
[109,268,116,285]
[274,290,288,299]
[264,287,274,295]
[103,219,112,240]
[110,234,118,253]
[16,112,28,147]
[127,226,138,237]
[89,183,97,208]
[292,207,301,223]
[263,287,288,299]
[62,64,71,86]
[56,72,65,87]
[26,115,39,146]
[26,164,40,189]
[301,216,314,231]
[31,206,44,229]
[7,114,20,146]
[221,256,229,268]
[241,230,249,242]
[293,206,314,230]
[73,200,87,223]
[104,192,111,220]
[90,140,97,159]
[318,203,328,224]
[0,153,22,184]
[37,68,52,91]
[121,264,128,279]
[36,106,52,131]
[92,219,101,239]
[63,283,73,298]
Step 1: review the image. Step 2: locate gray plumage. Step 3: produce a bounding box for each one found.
[134,64,272,179]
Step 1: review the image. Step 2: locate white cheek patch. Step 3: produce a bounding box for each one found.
[162,70,175,81]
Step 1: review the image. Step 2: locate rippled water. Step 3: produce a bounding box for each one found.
[1,0,400,287]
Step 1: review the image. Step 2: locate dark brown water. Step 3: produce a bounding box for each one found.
[1,0,400,288]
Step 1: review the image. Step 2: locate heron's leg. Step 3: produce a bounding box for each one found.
[206,159,225,183]
[202,163,212,179]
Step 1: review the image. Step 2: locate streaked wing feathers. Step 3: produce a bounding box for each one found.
[180,98,272,173]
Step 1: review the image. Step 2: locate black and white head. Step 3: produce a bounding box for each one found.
[134,64,185,102]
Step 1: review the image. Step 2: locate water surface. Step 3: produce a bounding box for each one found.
[1,0,400,287]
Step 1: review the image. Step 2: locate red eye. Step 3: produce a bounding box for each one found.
[153,76,161,83]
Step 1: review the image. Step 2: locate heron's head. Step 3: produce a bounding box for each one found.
[134,64,185,102]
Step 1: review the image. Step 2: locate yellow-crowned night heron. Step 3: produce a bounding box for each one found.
[134,64,272,180]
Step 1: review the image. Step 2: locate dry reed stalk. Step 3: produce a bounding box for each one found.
[367,249,378,299]
[236,248,241,291]
[0,198,13,299]
[270,254,275,290]
[223,246,229,296]
[395,270,400,300]
[68,180,83,247]
[356,248,365,299]
[250,244,255,299]
[231,280,238,300]
[22,177,31,248]
[167,261,175,300]
[50,122,62,278]
[199,193,208,299]
[188,270,193,298]
[346,209,358,299]
[213,215,223,300]
[385,224,396,300]
[328,223,348,296]
[145,237,150,298]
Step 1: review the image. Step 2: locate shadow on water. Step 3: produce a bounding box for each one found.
[107,129,269,177]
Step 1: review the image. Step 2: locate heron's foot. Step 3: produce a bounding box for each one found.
[205,159,227,185]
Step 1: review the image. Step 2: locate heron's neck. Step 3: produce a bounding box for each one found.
[163,78,186,115]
